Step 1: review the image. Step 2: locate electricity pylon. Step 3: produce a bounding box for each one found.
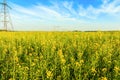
[0,0,13,31]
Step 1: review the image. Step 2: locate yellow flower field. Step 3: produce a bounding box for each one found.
[0,31,120,80]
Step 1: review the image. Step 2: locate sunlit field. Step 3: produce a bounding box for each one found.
[0,31,120,80]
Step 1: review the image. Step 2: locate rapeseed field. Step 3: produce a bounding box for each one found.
[0,31,120,80]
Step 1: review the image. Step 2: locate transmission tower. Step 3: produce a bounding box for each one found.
[0,0,13,31]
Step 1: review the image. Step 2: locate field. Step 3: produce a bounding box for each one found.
[0,31,120,80]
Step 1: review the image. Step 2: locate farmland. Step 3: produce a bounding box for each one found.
[0,31,120,80]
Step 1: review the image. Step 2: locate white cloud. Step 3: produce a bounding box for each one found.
[78,0,120,19]
[101,0,120,14]
[102,0,110,4]
[8,2,85,30]
[78,5,100,19]
[10,2,79,21]
[34,5,62,19]
[10,3,37,17]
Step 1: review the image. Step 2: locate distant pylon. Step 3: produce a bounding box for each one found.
[0,0,13,31]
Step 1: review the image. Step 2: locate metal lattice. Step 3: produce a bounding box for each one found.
[0,0,13,31]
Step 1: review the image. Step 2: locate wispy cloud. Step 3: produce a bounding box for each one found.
[101,0,120,13]
[10,0,120,20]
[78,0,120,19]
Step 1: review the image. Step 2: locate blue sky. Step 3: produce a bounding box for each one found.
[0,0,120,31]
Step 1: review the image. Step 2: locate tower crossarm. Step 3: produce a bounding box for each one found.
[0,2,12,9]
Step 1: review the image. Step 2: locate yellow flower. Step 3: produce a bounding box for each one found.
[24,67,29,70]
[61,58,66,64]
[29,53,32,56]
[15,57,18,62]
[3,49,7,53]
[9,78,15,80]
[80,60,84,64]
[31,62,36,66]
[58,49,64,58]
[18,64,21,68]
[91,67,96,73]
[100,77,107,80]
[102,68,107,72]
[13,50,17,54]
[71,57,75,62]
[114,66,119,73]
[31,47,34,51]
[46,70,53,78]
[58,49,66,64]
[40,55,43,60]
[75,62,80,67]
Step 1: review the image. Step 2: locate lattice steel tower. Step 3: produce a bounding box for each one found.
[0,0,13,31]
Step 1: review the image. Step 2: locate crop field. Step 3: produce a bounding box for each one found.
[0,31,120,80]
